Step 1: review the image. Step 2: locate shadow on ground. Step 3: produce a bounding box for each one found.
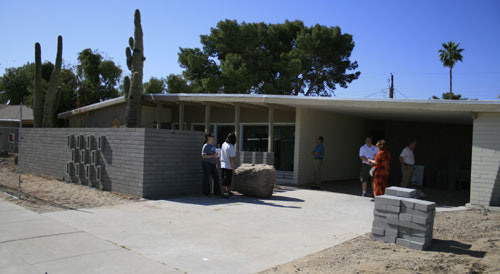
[317,180,470,207]
[158,186,304,209]
[428,239,486,258]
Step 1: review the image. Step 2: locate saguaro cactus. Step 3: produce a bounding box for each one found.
[124,9,145,128]
[33,43,43,128]
[42,35,63,127]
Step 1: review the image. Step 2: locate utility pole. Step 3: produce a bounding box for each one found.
[389,73,394,99]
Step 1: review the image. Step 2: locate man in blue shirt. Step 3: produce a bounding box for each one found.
[311,136,324,189]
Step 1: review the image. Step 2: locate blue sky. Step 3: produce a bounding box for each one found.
[1,0,499,100]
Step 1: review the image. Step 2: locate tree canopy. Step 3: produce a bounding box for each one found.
[167,20,360,96]
[0,62,77,116]
[76,48,122,106]
[144,77,166,93]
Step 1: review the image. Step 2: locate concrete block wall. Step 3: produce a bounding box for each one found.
[142,129,205,198]
[371,187,436,250]
[19,128,146,196]
[0,127,18,152]
[470,113,500,206]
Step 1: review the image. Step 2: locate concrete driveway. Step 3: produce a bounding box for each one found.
[41,188,374,274]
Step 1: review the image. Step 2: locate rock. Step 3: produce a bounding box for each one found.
[233,164,276,198]
[0,150,10,158]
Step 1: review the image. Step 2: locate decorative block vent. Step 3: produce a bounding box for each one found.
[91,150,98,165]
[80,150,86,164]
[75,163,80,177]
[66,161,74,175]
[76,135,84,149]
[96,165,102,181]
[97,136,105,151]
[71,149,77,163]
[67,135,74,148]
[85,164,91,179]
[86,135,93,150]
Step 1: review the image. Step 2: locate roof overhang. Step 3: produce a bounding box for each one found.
[58,93,500,125]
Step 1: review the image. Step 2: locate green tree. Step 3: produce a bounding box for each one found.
[76,48,122,106]
[438,41,464,98]
[166,74,192,93]
[144,77,166,93]
[0,64,33,105]
[173,20,360,96]
[0,62,76,112]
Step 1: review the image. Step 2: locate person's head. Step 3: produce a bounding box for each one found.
[225,132,237,145]
[376,139,388,151]
[204,132,214,144]
[409,140,417,150]
[316,136,324,144]
[365,136,373,147]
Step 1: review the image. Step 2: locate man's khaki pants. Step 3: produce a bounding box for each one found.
[313,159,323,187]
[401,165,414,187]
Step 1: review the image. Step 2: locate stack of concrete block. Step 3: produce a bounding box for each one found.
[371,186,436,250]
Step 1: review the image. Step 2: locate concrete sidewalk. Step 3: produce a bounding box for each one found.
[42,188,375,274]
[0,199,182,274]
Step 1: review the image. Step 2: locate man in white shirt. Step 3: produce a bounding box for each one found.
[400,141,417,187]
[359,137,378,197]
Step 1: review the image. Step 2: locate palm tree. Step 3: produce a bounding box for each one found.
[438,41,464,98]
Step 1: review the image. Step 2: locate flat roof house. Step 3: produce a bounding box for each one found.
[58,94,500,207]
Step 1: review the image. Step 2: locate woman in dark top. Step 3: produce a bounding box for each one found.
[201,132,220,196]
[369,139,391,197]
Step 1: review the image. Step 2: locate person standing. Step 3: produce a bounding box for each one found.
[220,132,237,198]
[369,140,391,197]
[201,132,220,196]
[359,136,378,197]
[400,141,416,187]
[311,136,324,190]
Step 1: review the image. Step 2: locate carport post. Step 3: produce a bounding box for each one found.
[205,104,211,133]
[156,103,161,129]
[235,105,240,151]
[268,106,274,152]
[179,103,184,130]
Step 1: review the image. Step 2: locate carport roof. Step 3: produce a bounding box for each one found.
[58,93,500,124]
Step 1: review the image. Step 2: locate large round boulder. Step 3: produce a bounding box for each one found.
[233,164,276,198]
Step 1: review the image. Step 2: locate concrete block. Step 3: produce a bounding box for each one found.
[396,238,411,247]
[398,220,413,229]
[400,198,415,209]
[375,195,401,206]
[386,205,401,213]
[370,234,384,242]
[399,213,413,222]
[385,227,398,238]
[372,226,385,236]
[411,235,431,244]
[411,228,433,237]
[411,222,432,231]
[373,209,387,217]
[384,236,397,243]
[386,217,399,226]
[374,202,387,210]
[413,214,433,225]
[385,186,417,198]
[413,200,436,211]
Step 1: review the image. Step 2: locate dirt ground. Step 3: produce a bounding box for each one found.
[2,154,500,273]
[0,155,139,213]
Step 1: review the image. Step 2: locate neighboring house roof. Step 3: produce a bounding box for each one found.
[57,94,500,124]
[0,104,34,122]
